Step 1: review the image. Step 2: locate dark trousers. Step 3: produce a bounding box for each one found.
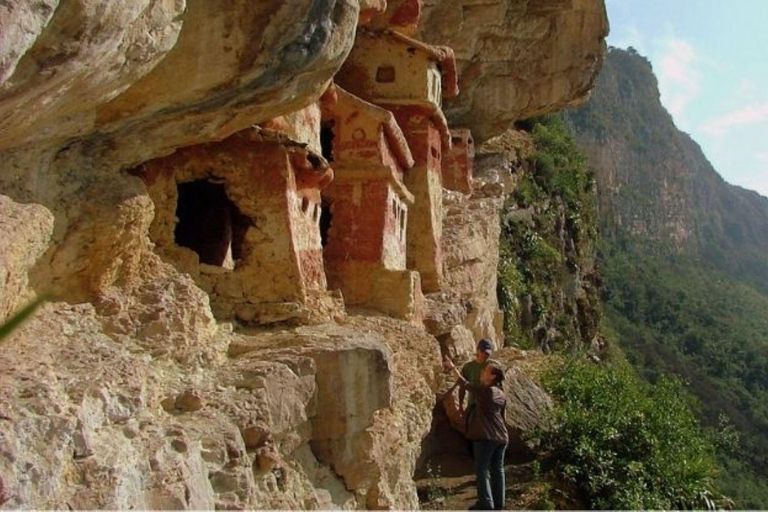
[473,440,506,509]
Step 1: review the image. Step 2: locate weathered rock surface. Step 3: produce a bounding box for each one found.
[0,307,439,509]
[500,359,553,454]
[424,134,517,353]
[0,195,54,322]
[0,0,608,508]
[0,0,359,158]
[419,0,608,141]
[441,190,505,342]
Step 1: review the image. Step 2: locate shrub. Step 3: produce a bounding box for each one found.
[498,115,598,349]
[513,175,545,208]
[530,116,592,209]
[536,358,723,510]
[526,233,563,281]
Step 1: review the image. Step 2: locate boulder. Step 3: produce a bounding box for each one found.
[503,365,553,429]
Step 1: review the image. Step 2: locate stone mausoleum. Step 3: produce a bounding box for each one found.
[134,127,342,325]
[336,28,459,293]
[134,9,474,325]
[319,84,422,319]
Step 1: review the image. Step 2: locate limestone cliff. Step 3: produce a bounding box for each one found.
[419,0,608,142]
[0,1,606,508]
[565,48,768,261]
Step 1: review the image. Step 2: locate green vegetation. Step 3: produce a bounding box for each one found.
[498,115,599,349]
[560,46,768,507]
[528,119,595,215]
[496,53,768,504]
[601,238,768,507]
[537,357,724,510]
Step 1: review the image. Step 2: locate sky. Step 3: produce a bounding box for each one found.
[605,0,768,198]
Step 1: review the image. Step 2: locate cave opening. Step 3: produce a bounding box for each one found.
[175,180,251,268]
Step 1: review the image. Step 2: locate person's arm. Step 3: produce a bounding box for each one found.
[457,362,467,411]
[444,357,483,395]
[443,356,466,385]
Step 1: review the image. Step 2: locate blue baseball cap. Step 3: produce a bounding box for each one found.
[477,339,493,353]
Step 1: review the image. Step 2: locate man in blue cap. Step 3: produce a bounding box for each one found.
[459,338,494,413]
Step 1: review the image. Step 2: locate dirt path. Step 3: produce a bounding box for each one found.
[416,459,545,510]
[416,456,582,510]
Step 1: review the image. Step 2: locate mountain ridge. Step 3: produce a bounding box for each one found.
[566,47,768,293]
[564,46,768,507]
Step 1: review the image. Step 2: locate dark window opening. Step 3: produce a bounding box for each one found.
[175,180,250,267]
[376,65,396,83]
[319,199,333,248]
[306,153,323,168]
[301,196,311,214]
[321,121,335,162]
[431,146,440,160]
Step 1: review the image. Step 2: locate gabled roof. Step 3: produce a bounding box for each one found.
[357,29,459,99]
[320,83,415,171]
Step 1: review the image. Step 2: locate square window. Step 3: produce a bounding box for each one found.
[376,66,396,83]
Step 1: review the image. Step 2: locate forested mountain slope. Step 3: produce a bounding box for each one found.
[564,47,768,507]
[567,48,768,291]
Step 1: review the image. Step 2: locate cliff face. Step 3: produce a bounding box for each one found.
[491,118,602,354]
[564,47,768,507]
[1,1,358,155]
[565,49,768,279]
[0,1,606,508]
[419,0,608,142]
